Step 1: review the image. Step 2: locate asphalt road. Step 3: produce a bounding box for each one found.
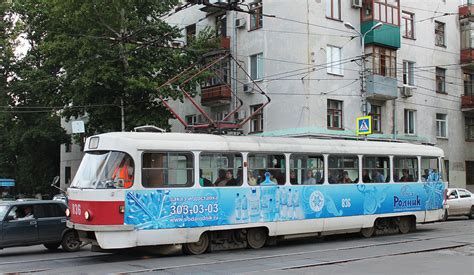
[0,218,472,274]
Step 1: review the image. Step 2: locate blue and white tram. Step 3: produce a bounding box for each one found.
[67,132,447,254]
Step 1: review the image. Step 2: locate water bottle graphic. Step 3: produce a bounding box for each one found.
[235,193,242,221]
[287,188,293,220]
[274,187,281,221]
[241,194,248,221]
[292,189,299,219]
[249,188,260,218]
[280,188,287,220]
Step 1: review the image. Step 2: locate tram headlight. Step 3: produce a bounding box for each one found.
[119,205,125,214]
[65,208,70,217]
[84,210,92,220]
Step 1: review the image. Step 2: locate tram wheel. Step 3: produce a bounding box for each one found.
[183,232,210,255]
[360,226,375,238]
[469,207,474,219]
[247,228,268,249]
[398,217,412,234]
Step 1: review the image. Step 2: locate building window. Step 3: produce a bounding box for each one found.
[368,46,397,78]
[186,24,196,45]
[326,46,343,75]
[249,1,263,30]
[436,67,446,94]
[185,115,197,125]
[326,0,341,20]
[250,104,263,133]
[467,161,474,185]
[370,105,382,133]
[402,11,414,39]
[435,21,445,47]
[466,117,474,141]
[403,61,415,86]
[250,53,264,80]
[460,20,474,50]
[436,113,448,138]
[65,166,71,185]
[373,0,400,26]
[327,100,343,129]
[404,109,416,135]
[464,73,474,97]
[216,14,227,37]
[65,142,71,153]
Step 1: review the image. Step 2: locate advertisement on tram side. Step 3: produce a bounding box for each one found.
[124,177,444,230]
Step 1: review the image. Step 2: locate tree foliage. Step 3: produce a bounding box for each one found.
[0,0,219,194]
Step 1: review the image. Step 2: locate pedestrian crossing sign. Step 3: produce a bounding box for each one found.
[356,116,372,135]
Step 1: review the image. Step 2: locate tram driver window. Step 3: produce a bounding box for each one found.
[199,153,243,187]
[142,152,194,188]
[394,156,418,182]
[248,154,286,185]
[362,156,390,183]
[421,157,439,182]
[328,155,359,184]
[290,155,324,185]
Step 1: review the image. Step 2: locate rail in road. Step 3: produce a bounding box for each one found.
[0,220,472,274]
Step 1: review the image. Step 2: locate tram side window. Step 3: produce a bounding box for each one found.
[199,153,243,187]
[394,157,418,182]
[290,155,324,185]
[328,155,359,184]
[142,152,194,188]
[421,157,439,182]
[248,154,286,185]
[362,156,390,183]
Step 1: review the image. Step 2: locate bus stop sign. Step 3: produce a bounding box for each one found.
[356,116,372,135]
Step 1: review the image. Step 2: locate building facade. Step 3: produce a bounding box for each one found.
[165,0,474,189]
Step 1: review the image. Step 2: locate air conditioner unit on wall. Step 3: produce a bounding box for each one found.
[352,0,362,8]
[235,18,246,29]
[243,83,255,93]
[401,85,414,98]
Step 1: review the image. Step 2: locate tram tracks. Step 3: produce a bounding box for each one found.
[117,232,473,274]
[2,230,471,274]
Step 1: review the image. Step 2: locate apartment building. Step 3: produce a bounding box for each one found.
[165,0,474,189]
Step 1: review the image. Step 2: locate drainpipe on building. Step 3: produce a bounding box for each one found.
[231,11,238,113]
[392,99,397,141]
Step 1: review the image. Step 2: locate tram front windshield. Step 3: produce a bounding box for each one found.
[70,151,134,189]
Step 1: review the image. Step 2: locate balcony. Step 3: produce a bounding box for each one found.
[220,36,230,50]
[201,84,232,107]
[366,74,398,100]
[361,21,401,49]
[459,4,474,19]
[462,95,474,112]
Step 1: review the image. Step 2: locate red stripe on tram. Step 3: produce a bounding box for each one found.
[68,200,124,225]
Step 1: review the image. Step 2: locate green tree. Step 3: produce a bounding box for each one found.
[13,0,217,135]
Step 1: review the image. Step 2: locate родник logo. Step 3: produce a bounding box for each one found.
[393,195,421,210]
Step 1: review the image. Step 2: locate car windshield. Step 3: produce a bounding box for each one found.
[70,151,134,189]
[0,205,8,220]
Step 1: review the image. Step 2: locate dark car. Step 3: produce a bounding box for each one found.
[0,200,81,252]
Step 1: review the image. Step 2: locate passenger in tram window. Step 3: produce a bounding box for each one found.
[225,169,238,186]
[235,167,243,185]
[341,171,352,184]
[355,170,370,184]
[199,169,213,187]
[290,170,297,184]
[248,170,258,186]
[328,170,337,184]
[421,169,429,182]
[371,169,385,183]
[214,169,227,186]
[315,171,322,183]
[303,170,316,185]
[400,169,414,182]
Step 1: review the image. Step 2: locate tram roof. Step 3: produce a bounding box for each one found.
[90,132,444,157]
